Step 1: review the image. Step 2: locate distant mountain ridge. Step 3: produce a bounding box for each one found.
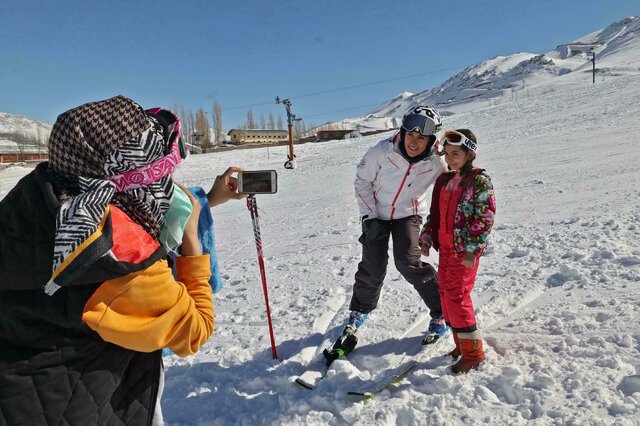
[0,112,52,142]
[2,16,639,140]
[335,15,640,130]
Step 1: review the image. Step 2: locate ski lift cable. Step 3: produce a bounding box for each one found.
[221,48,554,114]
[222,65,467,112]
[289,66,465,100]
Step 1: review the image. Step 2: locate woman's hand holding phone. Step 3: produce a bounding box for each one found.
[207,166,247,207]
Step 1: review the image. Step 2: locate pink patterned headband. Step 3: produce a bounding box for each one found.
[109,108,184,192]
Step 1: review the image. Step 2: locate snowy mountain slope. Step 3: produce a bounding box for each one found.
[0,112,52,142]
[338,15,640,130]
[366,91,414,118]
[571,15,640,46]
[408,16,640,115]
[411,52,551,108]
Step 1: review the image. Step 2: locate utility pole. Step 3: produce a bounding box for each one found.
[591,49,596,84]
[275,96,299,169]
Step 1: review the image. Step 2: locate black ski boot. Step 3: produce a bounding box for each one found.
[323,328,358,366]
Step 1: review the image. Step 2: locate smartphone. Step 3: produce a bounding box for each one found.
[237,170,278,194]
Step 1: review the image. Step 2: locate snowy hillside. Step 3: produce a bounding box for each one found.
[372,91,414,117]
[340,15,640,129]
[2,71,639,425]
[0,112,51,144]
[329,92,410,133]
[410,52,550,111]
[168,73,640,426]
[573,16,640,76]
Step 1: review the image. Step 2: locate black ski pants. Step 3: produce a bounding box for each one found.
[349,215,442,317]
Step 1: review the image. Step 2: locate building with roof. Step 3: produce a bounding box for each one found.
[315,129,362,142]
[227,129,289,145]
[0,139,48,163]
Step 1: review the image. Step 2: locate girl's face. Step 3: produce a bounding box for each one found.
[404,131,431,157]
[443,144,474,171]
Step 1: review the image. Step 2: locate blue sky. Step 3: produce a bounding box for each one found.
[1,0,637,128]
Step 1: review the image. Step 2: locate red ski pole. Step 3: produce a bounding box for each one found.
[246,195,278,359]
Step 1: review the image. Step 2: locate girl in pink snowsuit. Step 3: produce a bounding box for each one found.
[419,128,496,374]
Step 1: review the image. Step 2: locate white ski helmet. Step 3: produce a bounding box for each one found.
[401,106,442,136]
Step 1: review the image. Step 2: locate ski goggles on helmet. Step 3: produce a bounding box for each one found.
[109,108,187,192]
[441,130,477,153]
[401,113,441,137]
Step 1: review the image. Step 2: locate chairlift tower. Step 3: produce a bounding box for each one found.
[275,96,299,169]
[590,48,596,84]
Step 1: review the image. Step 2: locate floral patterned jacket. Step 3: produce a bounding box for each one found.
[420,168,496,255]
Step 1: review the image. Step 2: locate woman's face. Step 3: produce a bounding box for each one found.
[404,131,431,157]
[443,144,473,171]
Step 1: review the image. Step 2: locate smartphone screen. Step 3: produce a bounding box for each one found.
[239,170,277,194]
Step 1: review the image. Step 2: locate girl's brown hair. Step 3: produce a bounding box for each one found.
[455,128,477,174]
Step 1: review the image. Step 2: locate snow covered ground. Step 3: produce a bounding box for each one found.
[2,75,640,425]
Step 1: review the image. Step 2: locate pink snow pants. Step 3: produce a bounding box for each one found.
[437,179,479,330]
[437,243,479,329]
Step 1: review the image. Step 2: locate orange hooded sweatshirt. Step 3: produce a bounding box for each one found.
[82,254,214,357]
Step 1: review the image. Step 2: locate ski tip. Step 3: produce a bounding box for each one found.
[295,378,315,390]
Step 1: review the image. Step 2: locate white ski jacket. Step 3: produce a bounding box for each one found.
[355,133,447,221]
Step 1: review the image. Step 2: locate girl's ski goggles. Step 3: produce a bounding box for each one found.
[441,130,477,153]
[401,113,441,136]
[109,108,187,192]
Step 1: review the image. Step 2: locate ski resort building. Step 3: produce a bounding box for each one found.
[227,129,289,145]
[0,139,48,163]
[315,129,361,142]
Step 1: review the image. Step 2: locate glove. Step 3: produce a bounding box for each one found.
[358,217,391,244]
[418,229,431,247]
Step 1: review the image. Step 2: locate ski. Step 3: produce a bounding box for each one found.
[346,292,498,397]
[347,329,450,397]
[294,310,456,391]
[294,333,336,390]
[347,360,418,397]
[295,356,331,389]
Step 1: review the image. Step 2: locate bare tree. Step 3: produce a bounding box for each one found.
[195,107,211,148]
[188,110,196,146]
[247,109,256,129]
[294,120,303,140]
[177,105,193,146]
[1,131,40,161]
[260,113,266,130]
[277,114,284,130]
[35,127,46,147]
[15,133,28,161]
[268,112,275,129]
[213,100,223,145]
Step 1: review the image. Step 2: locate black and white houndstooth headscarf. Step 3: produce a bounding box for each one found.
[46,96,174,294]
